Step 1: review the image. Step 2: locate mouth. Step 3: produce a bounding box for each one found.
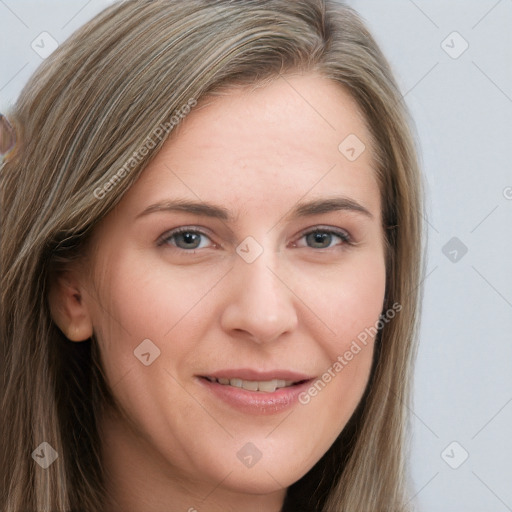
[201,376,305,393]
[197,370,315,415]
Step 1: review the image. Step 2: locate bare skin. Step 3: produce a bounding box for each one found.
[49,73,386,512]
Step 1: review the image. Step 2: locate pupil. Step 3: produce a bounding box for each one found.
[182,233,199,247]
[309,232,330,248]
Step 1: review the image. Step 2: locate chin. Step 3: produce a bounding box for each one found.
[200,451,315,496]
[216,469,295,495]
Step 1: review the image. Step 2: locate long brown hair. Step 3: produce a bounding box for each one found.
[0,1,424,510]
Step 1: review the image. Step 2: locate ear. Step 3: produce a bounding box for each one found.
[48,270,94,342]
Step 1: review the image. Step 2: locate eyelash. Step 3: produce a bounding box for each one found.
[157,226,354,252]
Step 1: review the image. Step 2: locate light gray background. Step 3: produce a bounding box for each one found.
[1,1,511,511]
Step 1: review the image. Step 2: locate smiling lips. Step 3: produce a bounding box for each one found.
[204,376,297,393]
[199,370,315,414]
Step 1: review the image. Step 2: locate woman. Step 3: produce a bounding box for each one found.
[0,1,425,511]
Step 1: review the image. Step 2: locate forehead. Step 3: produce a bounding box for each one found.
[120,73,380,220]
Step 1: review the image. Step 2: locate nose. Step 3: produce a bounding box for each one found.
[219,248,298,344]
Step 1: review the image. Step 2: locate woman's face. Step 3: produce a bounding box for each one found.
[79,74,386,508]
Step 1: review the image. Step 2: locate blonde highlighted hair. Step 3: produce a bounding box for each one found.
[0,1,424,510]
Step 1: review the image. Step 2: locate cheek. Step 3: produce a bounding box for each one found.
[294,250,386,418]
[90,244,218,332]
[296,248,386,353]
[86,252,189,386]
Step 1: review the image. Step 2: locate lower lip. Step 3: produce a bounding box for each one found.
[198,378,314,415]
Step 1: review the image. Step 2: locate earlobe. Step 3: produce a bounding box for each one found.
[48,272,94,342]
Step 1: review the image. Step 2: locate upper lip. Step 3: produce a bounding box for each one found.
[199,369,315,383]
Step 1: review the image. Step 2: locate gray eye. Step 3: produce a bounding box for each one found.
[172,232,203,250]
[306,232,335,249]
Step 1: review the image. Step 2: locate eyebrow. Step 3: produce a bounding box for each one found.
[136,196,374,222]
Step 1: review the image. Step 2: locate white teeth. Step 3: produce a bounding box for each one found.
[208,377,296,392]
[230,378,243,388]
[258,379,279,393]
[241,380,259,391]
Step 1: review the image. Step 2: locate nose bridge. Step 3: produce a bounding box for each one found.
[220,240,298,343]
[242,247,282,309]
